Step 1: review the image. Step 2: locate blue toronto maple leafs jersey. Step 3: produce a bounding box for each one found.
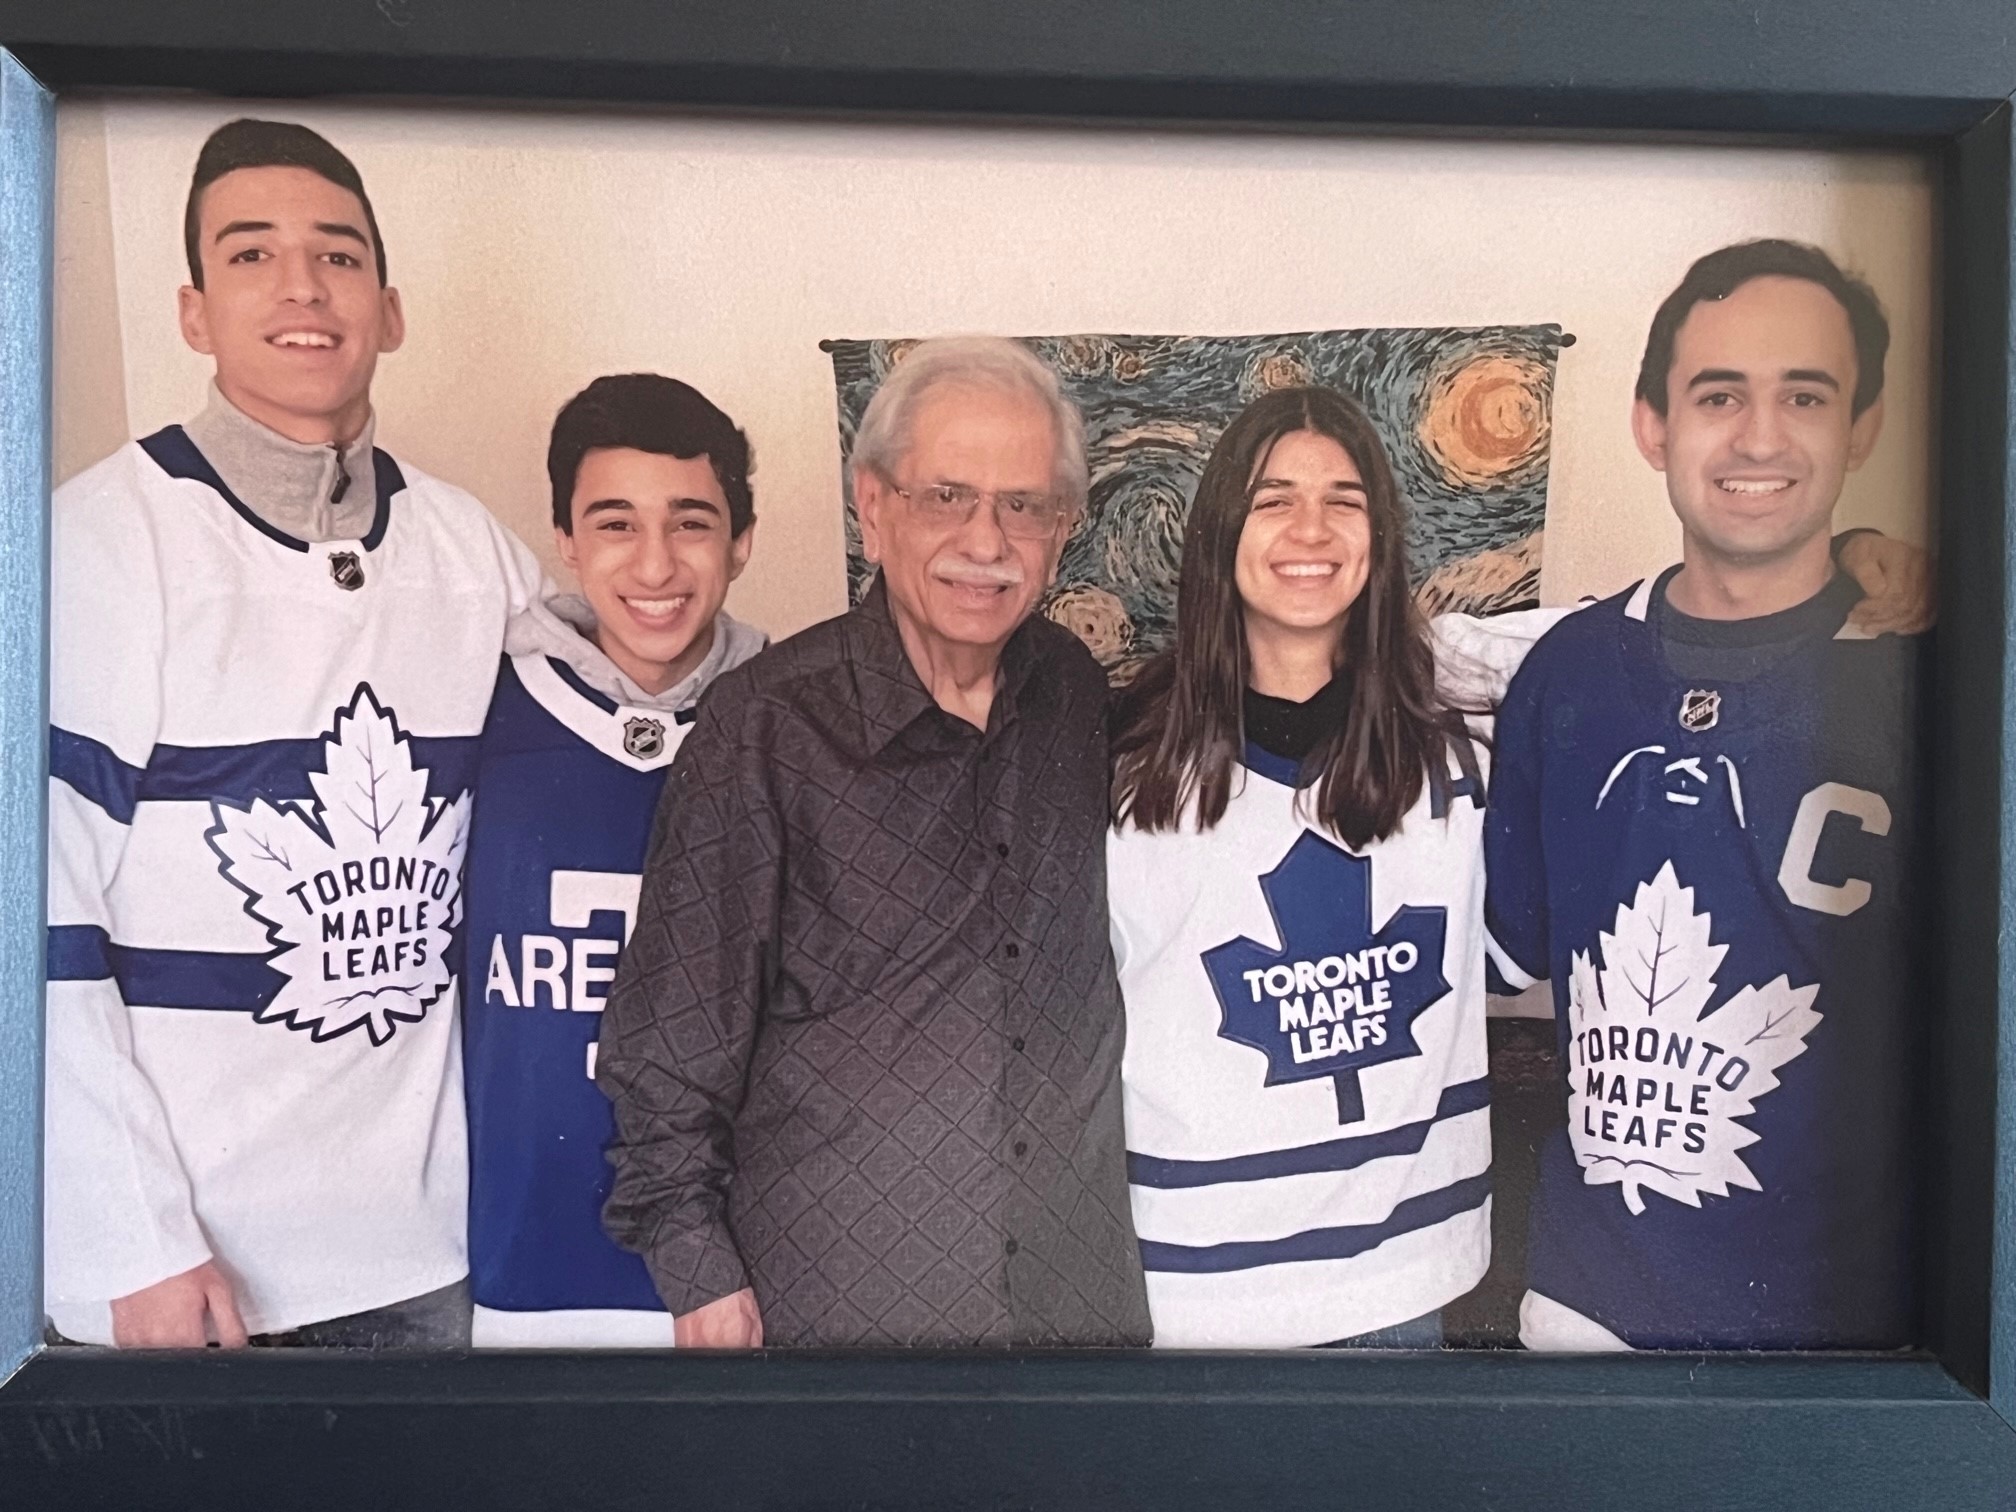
[461,651,695,1346]
[1485,570,1924,1349]
[1108,741,1493,1348]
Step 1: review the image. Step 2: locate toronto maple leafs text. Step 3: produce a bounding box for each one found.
[208,686,469,1044]
[1572,1024,1750,1157]
[1239,942,1421,1065]
[287,854,454,982]
[1567,862,1821,1216]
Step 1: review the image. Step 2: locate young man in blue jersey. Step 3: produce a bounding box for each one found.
[45,119,542,1349]
[1485,240,1927,1350]
[460,373,765,1347]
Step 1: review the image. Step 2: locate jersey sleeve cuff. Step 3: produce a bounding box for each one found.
[1485,930,1541,993]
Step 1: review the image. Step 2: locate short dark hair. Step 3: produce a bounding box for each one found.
[184,119,386,290]
[547,374,756,536]
[1636,239,1890,418]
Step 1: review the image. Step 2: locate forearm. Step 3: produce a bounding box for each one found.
[44,782,209,1308]
[598,1094,752,1317]
[44,981,212,1307]
[1430,605,1570,711]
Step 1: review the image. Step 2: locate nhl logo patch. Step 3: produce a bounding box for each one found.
[1678,688,1720,732]
[624,716,666,760]
[328,550,365,592]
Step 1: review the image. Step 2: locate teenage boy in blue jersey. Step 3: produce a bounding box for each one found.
[459,374,765,1347]
[1485,240,1927,1351]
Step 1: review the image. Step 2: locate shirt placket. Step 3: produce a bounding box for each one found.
[924,710,1018,1338]
[973,712,1038,1331]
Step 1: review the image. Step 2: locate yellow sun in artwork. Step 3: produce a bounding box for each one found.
[1418,352,1551,489]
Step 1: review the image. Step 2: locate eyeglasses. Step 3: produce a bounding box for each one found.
[885,478,1074,540]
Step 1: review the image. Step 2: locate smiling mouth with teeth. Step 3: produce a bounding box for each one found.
[270,331,339,349]
[626,596,691,617]
[1716,478,1795,495]
[1274,563,1340,577]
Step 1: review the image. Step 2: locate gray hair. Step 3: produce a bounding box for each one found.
[850,336,1089,507]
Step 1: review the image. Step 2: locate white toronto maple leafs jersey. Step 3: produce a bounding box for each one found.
[44,428,540,1343]
[1485,571,1923,1349]
[1109,741,1493,1348]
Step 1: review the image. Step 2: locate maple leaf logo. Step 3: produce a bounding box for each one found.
[1567,861,1822,1215]
[206,683,470,1046]
[1202,831,1450,1124]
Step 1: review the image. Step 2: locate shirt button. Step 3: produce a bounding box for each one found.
[1004,1238,1019,1255]
[1011,1036,1025,1052]
[1013,1140,1028,1158]
[995,842,1009,858]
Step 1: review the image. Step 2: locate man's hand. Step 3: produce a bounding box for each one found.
[1840,531,1935,636]
[110,1260,249,1349]
[674,1287,763,1349]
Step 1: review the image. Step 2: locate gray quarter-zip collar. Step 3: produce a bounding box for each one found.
[182,383,380,543]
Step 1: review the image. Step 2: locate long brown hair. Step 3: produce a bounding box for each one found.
[1111,385,1464,848]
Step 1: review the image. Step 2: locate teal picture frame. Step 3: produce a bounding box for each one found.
[0,3,2010,1504]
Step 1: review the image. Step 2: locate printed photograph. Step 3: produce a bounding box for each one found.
[44,97,1936,1353]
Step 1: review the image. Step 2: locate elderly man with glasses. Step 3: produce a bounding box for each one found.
[596,336,1153,1349]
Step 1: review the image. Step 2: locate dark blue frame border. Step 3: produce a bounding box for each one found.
[0,2,2013,1505]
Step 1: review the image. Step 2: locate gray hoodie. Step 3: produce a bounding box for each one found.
[504,593,768,714]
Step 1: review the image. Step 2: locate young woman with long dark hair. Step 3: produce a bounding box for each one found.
[1106,384,1514,1349]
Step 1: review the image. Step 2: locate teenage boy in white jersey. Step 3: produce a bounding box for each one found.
[45,119,541,1348]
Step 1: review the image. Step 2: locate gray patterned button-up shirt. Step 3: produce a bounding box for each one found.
[596,578,1151,1347]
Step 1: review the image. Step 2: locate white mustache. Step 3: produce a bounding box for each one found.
[932,563,1025,588]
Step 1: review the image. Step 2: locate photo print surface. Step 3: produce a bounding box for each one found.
[46,96,1935,1358]
[827,327,1565,680]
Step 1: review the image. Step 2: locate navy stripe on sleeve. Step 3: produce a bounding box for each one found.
[139,734,479,809]
[1127,1076,1491,1190]
[47,927,286,1009]
[47,924,113,981]
[50,727,146,825]
[54,727,478,818]
[1138,1172,1492,1275]
[105,945,288,1010]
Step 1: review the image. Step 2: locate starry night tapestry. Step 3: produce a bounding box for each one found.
[824,327,1564,682]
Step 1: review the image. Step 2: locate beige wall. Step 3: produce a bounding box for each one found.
[53,101,128,487]
[57,98,1935,637]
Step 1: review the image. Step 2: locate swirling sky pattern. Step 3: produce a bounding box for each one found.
[826,326,1562,679]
